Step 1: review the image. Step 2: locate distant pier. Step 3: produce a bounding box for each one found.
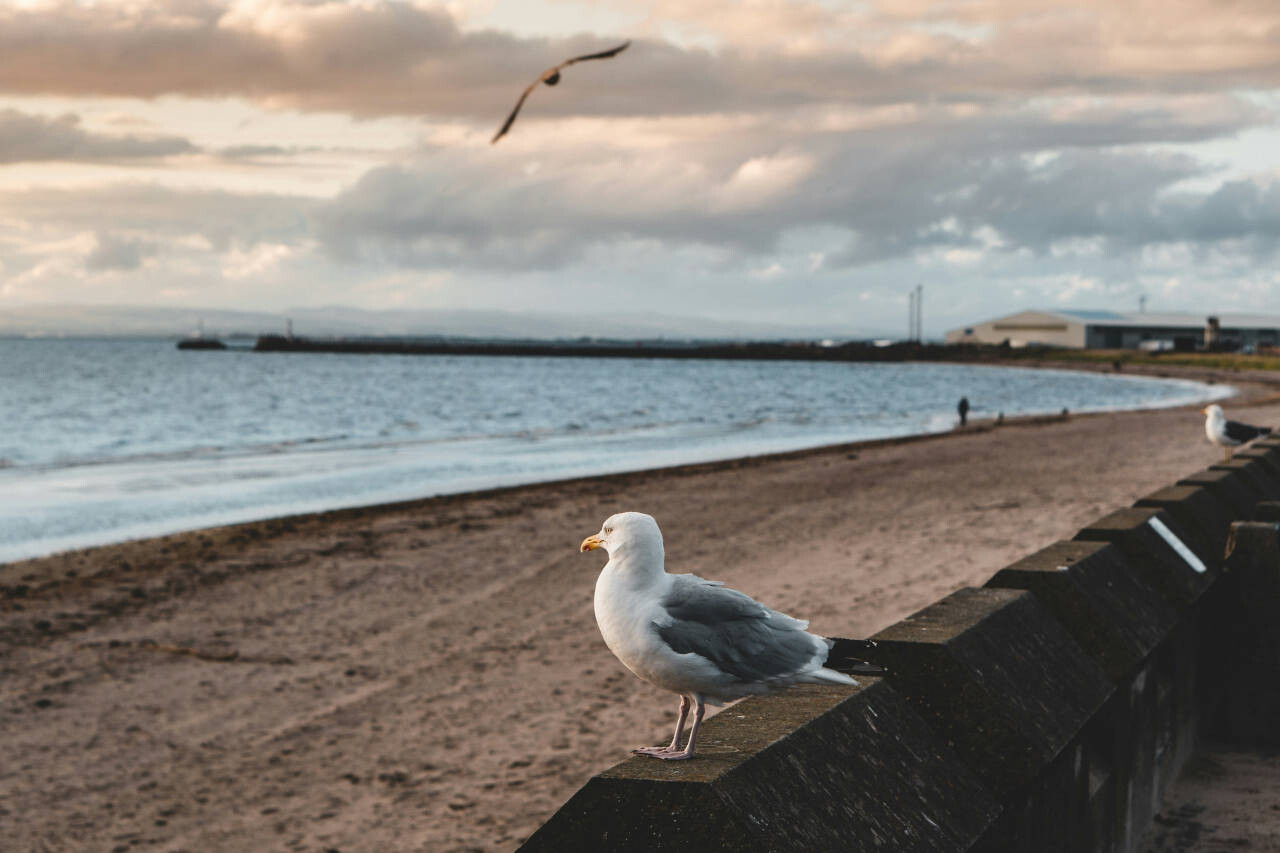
[177,338,227,350]
[252,334,976,363]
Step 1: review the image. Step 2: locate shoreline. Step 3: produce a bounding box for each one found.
[4,363,1280,850]
[0,359,1248,567]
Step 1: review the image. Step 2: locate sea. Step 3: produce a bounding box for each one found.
[0,338,1233,563]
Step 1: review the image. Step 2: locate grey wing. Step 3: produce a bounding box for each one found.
[1224,419,1270,443]
[656,574,825,684]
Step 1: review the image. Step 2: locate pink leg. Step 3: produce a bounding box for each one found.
[676,698,706,759]
[633,695,690,758]
[636,697,705,761]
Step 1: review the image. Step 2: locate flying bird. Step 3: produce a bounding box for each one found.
[581,511,857,760]
[1203,403,1272,462]
[491,40,631,144]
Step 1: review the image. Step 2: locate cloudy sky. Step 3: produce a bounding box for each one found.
[1,0,1279,337]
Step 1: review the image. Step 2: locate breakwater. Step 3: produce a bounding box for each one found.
[253,334,992,362]
[520,439,1280,851]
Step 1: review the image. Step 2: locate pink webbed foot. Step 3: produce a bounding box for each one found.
[632,745,694,760]
[630,695,703,760]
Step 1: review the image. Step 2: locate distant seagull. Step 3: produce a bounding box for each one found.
[581,511,856,760]
[490,40,631,144]
[1202,403,1272,462]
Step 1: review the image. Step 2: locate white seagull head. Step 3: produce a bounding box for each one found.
[580,511,664,560]
[1202,403,1225,421]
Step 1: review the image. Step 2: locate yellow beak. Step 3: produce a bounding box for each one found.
[580,534,604,553]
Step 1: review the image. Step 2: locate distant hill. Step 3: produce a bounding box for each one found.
[0,303,894,342]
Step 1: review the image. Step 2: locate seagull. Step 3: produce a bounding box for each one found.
[580,511,857,760]
[491,40,631,144]
[1202,403,1272,462]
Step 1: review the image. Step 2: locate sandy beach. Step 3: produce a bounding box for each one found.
[3,368,1280,852]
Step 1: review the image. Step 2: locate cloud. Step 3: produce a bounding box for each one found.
[311,94,1280,273]
[221,241,300,279]
[0,1,658,120]
[0,109,196,163]
[85,232,158,271]
[0,1,1277,124]
[2,183,316,250]
[2,1,1280,334]
[217,143,296,159]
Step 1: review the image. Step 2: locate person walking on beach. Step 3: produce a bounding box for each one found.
[957,396,970,427]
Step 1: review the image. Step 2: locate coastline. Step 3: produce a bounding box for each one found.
[0,358,1243,565]
[3,364,1280,850]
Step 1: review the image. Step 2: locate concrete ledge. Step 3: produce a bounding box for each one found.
[985,540,1174,682]
[1230,447,1280,485]
[1253,500,1280,522]
[1178,467,1265,519]
[1133,484,1234,563]
[519,680,1001,852]
[1208,457,1280,502]
[1073,506,1215,608]
[870,587,1112,801]
[1176,468,1258,520]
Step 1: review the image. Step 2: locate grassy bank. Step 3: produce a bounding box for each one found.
[1006,347,1280,372]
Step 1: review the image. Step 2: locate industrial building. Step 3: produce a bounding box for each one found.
[945,309,1280,351]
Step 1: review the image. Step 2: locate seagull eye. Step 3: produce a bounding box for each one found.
[604,526,614,534]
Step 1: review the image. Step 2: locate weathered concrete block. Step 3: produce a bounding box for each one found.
[1073,507,1214,608]
[1104,617,1200,852]
[1201,522,1280,747]
[1178,467,1264,519]
[1236,437,1280,465]
[1254,500,1280,522]
[519,680,1001,852]
[1133,484,1234,564]
[1230,446,1280,486]
[870,588,1112,802]
[1247,438,1280,468]
[985,540,1176,682]
[1209,457,1280,502]
[973,737,1095,853]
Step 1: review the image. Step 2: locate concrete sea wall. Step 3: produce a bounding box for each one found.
[520,438,1280,852]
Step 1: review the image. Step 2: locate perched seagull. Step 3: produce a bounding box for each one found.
[580,511,857,760]
[1203,403,1272,462]
[491,40,631,144]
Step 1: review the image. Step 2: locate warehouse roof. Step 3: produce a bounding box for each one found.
[1011,309,1280,329]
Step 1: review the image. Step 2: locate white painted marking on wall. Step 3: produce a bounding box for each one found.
[1148,517,1208,574]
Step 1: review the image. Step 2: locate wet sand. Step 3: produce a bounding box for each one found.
[1140,743,1280,851]
[3,373,1279,851]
